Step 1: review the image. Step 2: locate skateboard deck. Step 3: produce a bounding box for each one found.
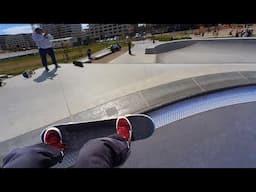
[52,114,155,168]
[73,58,92,67]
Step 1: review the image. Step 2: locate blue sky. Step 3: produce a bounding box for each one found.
[0,24,88,35]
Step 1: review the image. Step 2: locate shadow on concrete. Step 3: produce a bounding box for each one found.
[33,67,58,83]
[146,40,196,54]
[129,53,136,56]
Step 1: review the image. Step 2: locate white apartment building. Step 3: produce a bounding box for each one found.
[4,34,36,50]
[85,24,136,40]
[40,24,82,40]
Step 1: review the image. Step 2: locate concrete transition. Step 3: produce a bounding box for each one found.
[1,69,256,167]
[123,101,256,168]
[146,38,256,64]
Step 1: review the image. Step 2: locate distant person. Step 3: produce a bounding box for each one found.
[216,30,219,37]
[128,39,132,55]
[116,43,121,49]
[248,29,253,37]
[87,48,92,60]
[32,28,60,72]
[241,30,245,37]
[235,30,239,37]
[110,44,121,53]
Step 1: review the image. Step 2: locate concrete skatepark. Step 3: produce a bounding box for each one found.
[145,37,256,64]
[1,38,256,167]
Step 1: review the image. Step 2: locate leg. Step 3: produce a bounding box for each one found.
[128,47,132,55]
[75,116,132,168]
[74,134,130,168]
[47,48,58,66]
[2,143,63,168]
[39,48,49,70]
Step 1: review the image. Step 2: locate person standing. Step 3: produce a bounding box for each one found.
[128,38,132,55]
[32,28,60,71]
[87,48,92,60]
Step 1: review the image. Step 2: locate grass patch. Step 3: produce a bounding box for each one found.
[0,41,128,76]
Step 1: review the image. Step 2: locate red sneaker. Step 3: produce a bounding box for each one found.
[40,127,65,152]
[116,116,133,145]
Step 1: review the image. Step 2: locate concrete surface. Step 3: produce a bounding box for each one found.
[1,64,256,142]
[2,38,256,168]
[109,38,256,64]
[122,101,256,168]
[1,72,255,167]
[110,40,163,64]
[154,38,256,64]
[194,72,249,91]
[241,71,256,83]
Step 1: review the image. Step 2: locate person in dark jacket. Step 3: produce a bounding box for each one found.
[32,28,60,71]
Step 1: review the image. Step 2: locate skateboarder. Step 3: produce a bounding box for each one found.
[2,116,132,168]
[32,28,60,72]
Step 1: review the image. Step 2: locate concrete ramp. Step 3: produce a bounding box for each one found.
[123,101,256,168]
[146,38,256,64]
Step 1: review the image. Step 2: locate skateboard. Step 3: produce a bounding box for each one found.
[0,79,6,87]
[73,58,92,67]
[52,114,155,168]
[0,74,11,87]
[22,70,35,78]
[73,61,85,67]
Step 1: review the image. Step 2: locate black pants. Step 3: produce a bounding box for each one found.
[2,134,130,168]
[87,53,92,60]
[128,46,132,55]
[39,48,58,70]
